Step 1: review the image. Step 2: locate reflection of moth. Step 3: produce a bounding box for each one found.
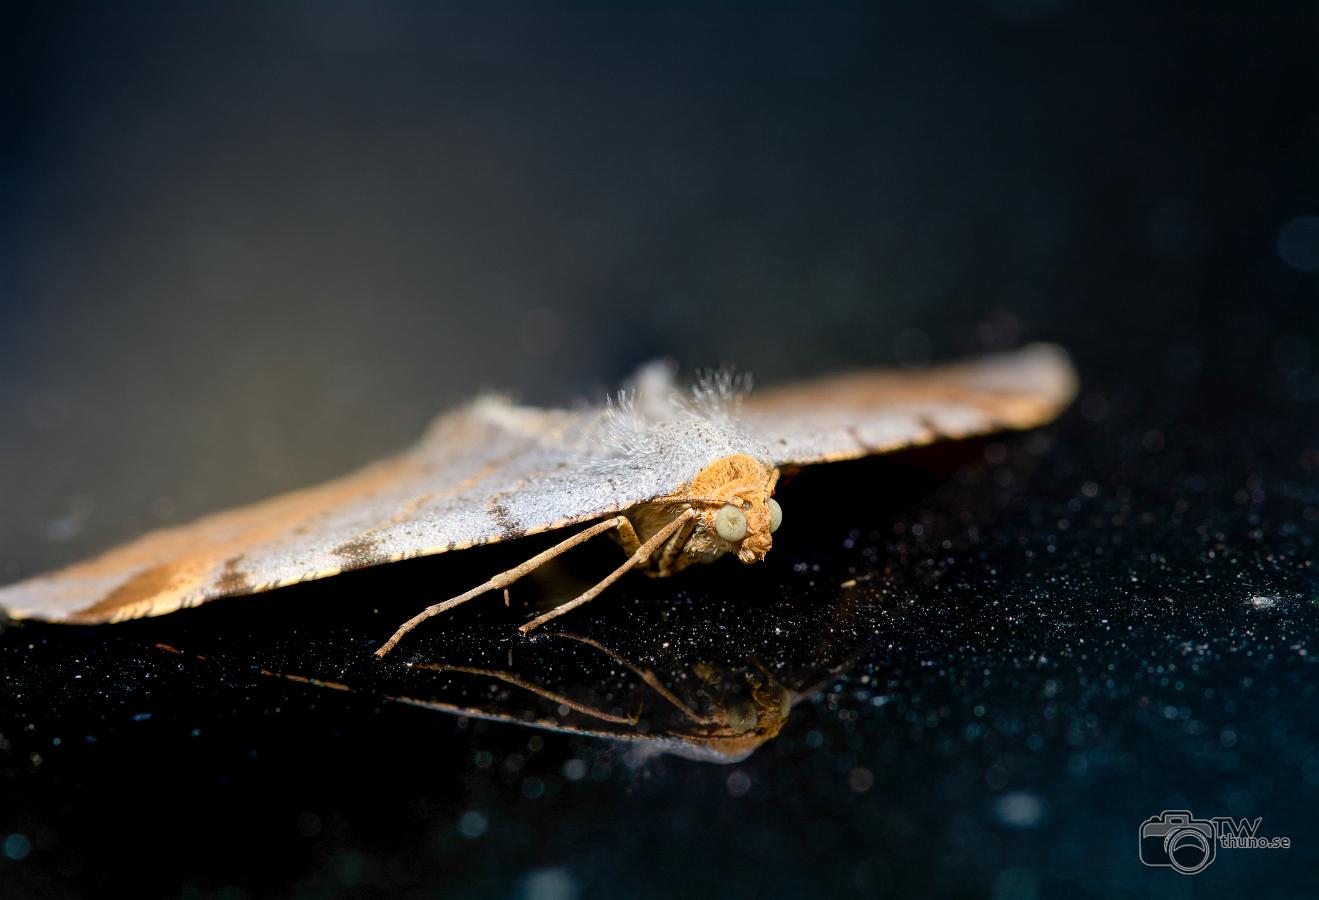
[267,633,805,763]
[159,581,876,762]
[0,345,1076,652]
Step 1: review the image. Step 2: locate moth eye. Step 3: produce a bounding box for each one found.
[768,498,782,533]
[726,700,758,734]
[714,504,747,541]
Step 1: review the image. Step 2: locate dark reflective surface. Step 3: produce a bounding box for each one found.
[3,3,1318,898]
[4,427,1316,897]
[186,595,865,766]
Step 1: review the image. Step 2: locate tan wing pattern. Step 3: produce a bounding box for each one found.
[0,400,675,624]
[743,344,1076,466]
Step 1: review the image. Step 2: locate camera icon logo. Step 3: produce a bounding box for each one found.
[1139,810,1217,875]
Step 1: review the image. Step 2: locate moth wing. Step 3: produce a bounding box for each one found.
[0,398,673,624]
[742,344,1077,466]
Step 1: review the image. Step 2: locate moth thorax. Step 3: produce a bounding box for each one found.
[689,454,773,497]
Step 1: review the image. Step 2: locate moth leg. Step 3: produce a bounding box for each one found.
[519,509,697,634]
[653,515,696,576]
[375,515,631,657]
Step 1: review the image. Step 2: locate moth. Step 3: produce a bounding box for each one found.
[0,344,1076,656]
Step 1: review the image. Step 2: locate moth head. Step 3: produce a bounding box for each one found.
[721,671,793,734]
[687,454,782,563]
[710,495,781,563]
[680,671,794,760]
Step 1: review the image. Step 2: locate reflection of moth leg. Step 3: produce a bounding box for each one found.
[412,630,716,727]
[375,508,696,656]
[410,663,643,724]
[553,632,716,725]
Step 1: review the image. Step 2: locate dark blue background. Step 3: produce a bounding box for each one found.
[1,2,1316,897]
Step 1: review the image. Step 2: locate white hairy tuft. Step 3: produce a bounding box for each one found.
[688,368,754,420]
[585,366,767,496]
